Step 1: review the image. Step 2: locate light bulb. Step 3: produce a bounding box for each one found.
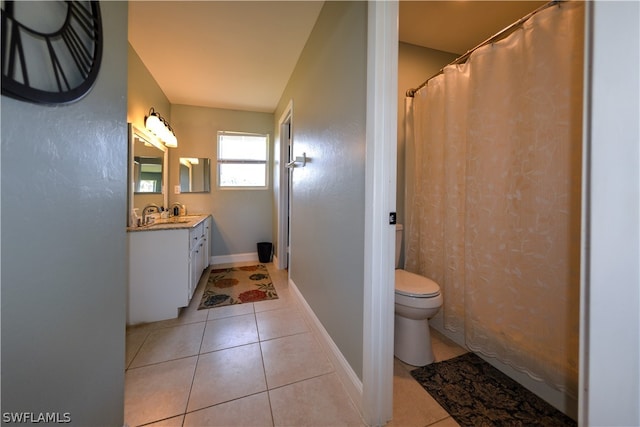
[145,114,161,134]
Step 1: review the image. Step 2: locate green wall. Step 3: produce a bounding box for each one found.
[274,1,368,379]
[1,2,128,424]
[170,104,274,258]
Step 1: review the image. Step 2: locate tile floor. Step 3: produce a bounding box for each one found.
[125,261,467,427]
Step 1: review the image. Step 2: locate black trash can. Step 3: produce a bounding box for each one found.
[257,242,273,263]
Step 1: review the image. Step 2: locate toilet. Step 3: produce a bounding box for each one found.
[394,224,443,366]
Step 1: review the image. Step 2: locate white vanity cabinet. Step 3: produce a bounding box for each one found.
[128,215,211,324]
[188,216,211,298]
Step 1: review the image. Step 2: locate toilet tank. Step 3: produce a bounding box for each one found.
[395,224,403,268]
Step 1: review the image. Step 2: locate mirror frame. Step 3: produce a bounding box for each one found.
[128,123,168,226]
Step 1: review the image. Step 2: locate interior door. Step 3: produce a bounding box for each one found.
[277,103,293,270]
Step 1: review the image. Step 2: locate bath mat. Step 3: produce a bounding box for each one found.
[411,352,576,427]
[198,264,278,309]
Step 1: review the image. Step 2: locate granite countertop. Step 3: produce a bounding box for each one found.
[127,214,209,232]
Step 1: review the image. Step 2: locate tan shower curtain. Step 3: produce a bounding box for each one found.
[405,1,583,397]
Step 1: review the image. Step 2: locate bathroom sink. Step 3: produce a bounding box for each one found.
[144,218,191,227]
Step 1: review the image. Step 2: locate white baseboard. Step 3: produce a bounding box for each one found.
[288,277,364,417]
[210,252,258,265]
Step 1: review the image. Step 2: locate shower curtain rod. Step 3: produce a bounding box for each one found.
[406,0,560,97]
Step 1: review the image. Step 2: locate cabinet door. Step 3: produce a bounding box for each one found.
[189,247,198,300]
[129,229,190,324]
[203,217,211,268]
[199,239,206,274]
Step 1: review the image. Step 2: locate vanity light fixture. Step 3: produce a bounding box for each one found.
[145,107,178,148]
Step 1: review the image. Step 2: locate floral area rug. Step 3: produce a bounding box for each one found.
[411,352,576,427]
[198,264,278,309]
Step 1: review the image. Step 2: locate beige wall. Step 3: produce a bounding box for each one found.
[127,44,171,130]
[128,45,171,211]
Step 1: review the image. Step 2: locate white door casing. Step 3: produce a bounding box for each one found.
[276,100,293,270]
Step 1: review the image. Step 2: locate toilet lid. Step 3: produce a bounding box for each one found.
[395,269,440,297]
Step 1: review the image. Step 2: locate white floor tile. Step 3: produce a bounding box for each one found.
[253,287,295,313]
[261,332,333,389]
[256,307,308,341]
[125,357,197,427]
[206,302,255,320]
[183,392,273,427]
[187,343,267,412]
[125,329,149,369]
[201,313,259,353]
[269,373,364,427]
[386,358,450,427]
[129,322,205,368]
[144,415,185,426]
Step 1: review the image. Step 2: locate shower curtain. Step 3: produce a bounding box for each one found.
[405,1,584,397]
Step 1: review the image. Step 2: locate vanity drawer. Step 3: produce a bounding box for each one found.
[190,222,204,249]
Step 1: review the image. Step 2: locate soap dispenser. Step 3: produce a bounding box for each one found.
[130,208,140,227]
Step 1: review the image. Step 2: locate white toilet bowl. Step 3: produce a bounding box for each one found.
[394,269,443,366]
[393,225,443,366]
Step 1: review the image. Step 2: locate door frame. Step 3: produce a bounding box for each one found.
[362,1,397,425]
[276,100,293,270]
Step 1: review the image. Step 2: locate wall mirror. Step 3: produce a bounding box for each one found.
[128,123,168,225]
[134,156,163,193]
[179,157,211,193]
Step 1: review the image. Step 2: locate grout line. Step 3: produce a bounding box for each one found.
[125,329,152,371]
[126,354,199,371]
[137,415,183,427]
[255,309,276,426]
[180,315,208,426]
[257,328,310,344]
[266,371,339,393]
[180,390,272,419]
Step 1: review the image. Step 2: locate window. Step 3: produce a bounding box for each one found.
[217,131,269,188]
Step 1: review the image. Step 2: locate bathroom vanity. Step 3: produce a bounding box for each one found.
[127,214,211,324]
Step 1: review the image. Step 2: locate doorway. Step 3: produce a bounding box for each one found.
[276,102,293,270]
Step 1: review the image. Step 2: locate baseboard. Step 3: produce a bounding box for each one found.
[431,323,578,420]
[210,252,258,265]
[288,277,364,417]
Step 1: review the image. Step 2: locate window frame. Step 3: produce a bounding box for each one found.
[216,131,270,190]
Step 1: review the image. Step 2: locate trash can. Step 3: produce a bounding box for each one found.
[257,242,273,263]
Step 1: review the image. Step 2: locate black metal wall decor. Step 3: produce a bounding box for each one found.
[1,1,103,105]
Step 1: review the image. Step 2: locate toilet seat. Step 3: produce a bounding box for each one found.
[395,269,440,298]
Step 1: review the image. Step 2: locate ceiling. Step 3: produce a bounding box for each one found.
[128,1,545,114]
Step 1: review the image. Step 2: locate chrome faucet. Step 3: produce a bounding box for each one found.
[142,204,160,225]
